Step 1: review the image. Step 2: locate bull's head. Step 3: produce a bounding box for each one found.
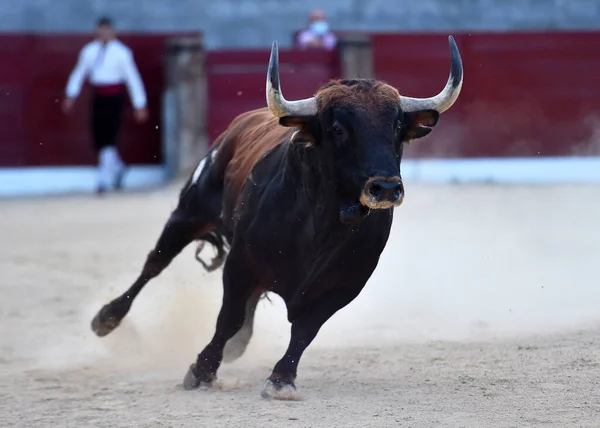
[266,36,463,220]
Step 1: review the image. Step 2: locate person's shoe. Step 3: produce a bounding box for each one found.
[96,186,107,196]
[114,166,128,190]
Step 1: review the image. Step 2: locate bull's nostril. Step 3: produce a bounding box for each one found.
[369,183,382,199]
[393,184,403,201]
[367,180,403,203]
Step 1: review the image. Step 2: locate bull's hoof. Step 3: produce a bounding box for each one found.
[260,379,298,400]
[90,304,124,337]
[182,364,215,391]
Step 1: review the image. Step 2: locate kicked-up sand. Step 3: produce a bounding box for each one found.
[1,181,599,427]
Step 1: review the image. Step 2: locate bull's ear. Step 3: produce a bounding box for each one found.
[279,115,319,145]
[402,110,440,141]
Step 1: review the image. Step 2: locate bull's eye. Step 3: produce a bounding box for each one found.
[395,123,404,153]
[394,123,402,143]
[331,123,345,138]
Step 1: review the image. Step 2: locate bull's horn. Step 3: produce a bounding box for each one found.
[266,41,318,118]
[399,35,464,114]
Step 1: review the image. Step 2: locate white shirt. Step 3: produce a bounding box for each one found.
[297,30,337,51]
[65,39,147,109]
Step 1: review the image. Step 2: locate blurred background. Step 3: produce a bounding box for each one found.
[2,3,600,425]
[1,0,600,195]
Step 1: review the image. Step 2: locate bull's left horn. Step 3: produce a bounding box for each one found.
[399,35,464,114]
[266,41,318,118]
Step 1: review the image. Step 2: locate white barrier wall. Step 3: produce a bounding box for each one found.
[0,166,166,198]
[2,157,600,198]
[401,157,600,185]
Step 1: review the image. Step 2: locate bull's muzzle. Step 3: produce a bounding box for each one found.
[360,176,404,209]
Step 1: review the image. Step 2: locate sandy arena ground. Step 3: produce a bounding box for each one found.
[1,180,600,427]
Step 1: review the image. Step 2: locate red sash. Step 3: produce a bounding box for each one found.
[93,83,125,95]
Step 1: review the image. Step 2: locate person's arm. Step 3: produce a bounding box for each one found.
[323,33,338,51]
[121,48,148,122]
[63,46,89,112]
[297,31,316,49]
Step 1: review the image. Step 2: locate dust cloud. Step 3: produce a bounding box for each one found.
[30,182,600,366]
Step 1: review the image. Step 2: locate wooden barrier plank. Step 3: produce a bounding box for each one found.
[0,36,34,167]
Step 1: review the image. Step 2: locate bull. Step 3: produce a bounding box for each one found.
[90,35,463,399]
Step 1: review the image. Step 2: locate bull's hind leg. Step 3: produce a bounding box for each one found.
[91,208,210,337]
[183,248,256,389]
[222,288,264,363]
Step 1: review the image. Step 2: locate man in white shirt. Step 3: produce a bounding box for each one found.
[63,17,148,195]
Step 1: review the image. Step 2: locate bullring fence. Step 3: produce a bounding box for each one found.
[1,30,599,196]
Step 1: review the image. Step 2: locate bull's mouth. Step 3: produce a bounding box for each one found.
[339,188,403,223]
[359,192,404,210]
[339,202,369,224]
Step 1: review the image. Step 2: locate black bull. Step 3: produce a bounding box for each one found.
[90,36,463,399]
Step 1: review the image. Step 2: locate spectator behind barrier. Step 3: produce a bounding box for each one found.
[296,9,337,51]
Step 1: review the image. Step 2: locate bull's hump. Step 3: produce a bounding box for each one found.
[219,109,291,213]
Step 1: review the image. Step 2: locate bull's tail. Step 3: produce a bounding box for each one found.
[194,229,230,272]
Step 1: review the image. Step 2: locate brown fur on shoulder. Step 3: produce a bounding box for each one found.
[210,107,292,210]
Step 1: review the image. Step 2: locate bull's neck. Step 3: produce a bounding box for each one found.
[283,141,365,225]
[283,142,334,193]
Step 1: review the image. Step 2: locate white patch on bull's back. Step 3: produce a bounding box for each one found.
[191,158,208,184]
[191,149,219,184]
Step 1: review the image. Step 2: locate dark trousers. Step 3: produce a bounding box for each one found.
[90,93,124,152]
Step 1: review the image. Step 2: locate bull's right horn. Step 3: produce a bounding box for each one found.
[266,41,318,118]
[399,35,464,114]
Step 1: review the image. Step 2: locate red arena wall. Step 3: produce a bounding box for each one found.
[205,48,341,143]
[372,31,600,159]
[2,30,599,170]
[208,31,600,159]
[0,32,200,168]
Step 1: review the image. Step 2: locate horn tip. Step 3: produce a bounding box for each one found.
[267,40,281,93]
[447,35,458,51]
[269,40,279,63]
[447,35,463,88]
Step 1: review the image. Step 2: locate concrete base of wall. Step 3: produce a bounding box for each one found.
[0,165,167,197]
[1,157,599,198]
[401,157,600,185]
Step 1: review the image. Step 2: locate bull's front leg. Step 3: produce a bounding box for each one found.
[222,288,264,363]
[182,247,257,389]
[261,286,363,400]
